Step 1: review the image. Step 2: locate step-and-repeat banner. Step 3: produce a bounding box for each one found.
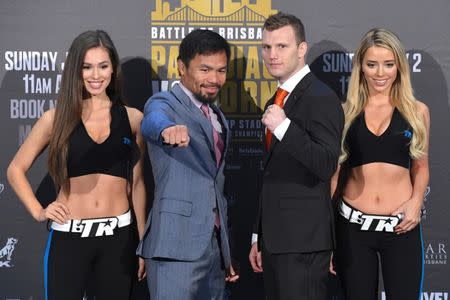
[1,1,449,299]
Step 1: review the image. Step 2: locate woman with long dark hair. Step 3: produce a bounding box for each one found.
[7,30,146,299]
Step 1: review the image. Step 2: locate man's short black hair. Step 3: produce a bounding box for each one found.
[178,29,230,67]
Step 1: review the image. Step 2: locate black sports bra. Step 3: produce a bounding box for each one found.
[67,104,134,179]
[345,108,412,169]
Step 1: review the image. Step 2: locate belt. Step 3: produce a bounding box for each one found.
[338,199,364,224]
[338,200,402,232]
[50,210,132,238]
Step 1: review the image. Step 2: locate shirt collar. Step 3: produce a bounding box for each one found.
[178,81,203,109]
[279,64,310,93]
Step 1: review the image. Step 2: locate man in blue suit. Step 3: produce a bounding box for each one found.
[137,29,238,299]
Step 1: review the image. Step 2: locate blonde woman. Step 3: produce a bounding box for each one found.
[332,28,429,299]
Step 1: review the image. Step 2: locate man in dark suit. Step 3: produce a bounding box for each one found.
[248,12,344,299]
[137,29,238,299]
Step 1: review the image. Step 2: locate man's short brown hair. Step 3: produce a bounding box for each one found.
[263,12,305,44]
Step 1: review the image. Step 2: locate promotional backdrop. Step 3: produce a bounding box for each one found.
[1,0,449,299]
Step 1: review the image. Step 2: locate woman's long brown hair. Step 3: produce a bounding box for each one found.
[48,30,123,194]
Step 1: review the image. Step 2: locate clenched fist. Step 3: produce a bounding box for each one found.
[262,105,286,132]
[161,125,190,147]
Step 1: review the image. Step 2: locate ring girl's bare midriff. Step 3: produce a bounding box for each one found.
[56,173,129,219]
[343,162,413,215]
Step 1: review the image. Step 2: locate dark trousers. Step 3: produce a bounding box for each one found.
[262,240,331,300]
[335,214,423,300]
[44,225,138,300]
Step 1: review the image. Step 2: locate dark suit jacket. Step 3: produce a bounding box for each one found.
[255,72,344,254]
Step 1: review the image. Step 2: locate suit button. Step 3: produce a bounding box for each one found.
[212,208,218,213]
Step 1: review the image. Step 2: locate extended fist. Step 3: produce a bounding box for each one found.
[161,125,190,147]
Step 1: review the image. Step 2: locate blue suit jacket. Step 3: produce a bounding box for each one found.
[137,83,231,268]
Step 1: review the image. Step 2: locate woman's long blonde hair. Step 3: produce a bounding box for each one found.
[340,28,427,163]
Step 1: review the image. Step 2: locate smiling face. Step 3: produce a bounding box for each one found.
[82,46,113,97]
[361,46,398,96]
[178,51,228,104]
[261,25,307,84]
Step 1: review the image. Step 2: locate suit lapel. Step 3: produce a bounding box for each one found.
[171,84,216,151]
[211,104,229,168]
[262,94,276,165]
[283,72,314,115]
[171,84,227,174]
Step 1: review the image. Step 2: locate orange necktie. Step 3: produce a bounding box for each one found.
[265,88,289,150]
